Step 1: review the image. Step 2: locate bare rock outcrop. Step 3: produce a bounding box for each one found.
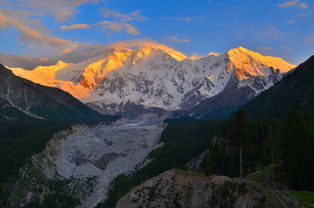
[117,169,276,208]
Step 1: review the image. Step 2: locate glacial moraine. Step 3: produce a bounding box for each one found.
[56,121,166,207]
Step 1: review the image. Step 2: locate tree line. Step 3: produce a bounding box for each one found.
[201,110,314,191]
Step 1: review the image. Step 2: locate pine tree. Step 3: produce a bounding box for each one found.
[282,111,314,190]
[233,110,249,178]
[262,127,281,164]
[201,152,211,176]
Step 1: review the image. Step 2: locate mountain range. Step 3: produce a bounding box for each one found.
[4,41,295,119]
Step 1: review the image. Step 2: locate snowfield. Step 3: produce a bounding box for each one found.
[56,122,166,207]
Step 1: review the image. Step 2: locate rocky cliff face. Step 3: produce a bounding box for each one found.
[117,169,276,208]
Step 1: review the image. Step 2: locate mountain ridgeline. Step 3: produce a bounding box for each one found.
[0,64,120,123]
[243,55,314,119]
[0,63,120,189]
[6,41,295,119]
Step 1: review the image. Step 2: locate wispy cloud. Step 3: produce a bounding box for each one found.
[0,1,195,58]
[14,0,99,22]
[280,45,293,53]
[305,36,314,43]
[299,3,308,9]
[278,0,309,9]
[278,0,299,8]
[160,16,198,22]
[165,36,189,43]
[0,1,100,55]
[174,17,193,22]
[257,25,281,40]
[0,8,44,30]
[124,24,140,35]
[293,11,314,18]
[0,11,84,54]
[60,24,91,30]
[96,21,139,35]
[95,8,145,36]
[101,8,146,22]
[59,21,140,35]
[288,19,296,24]
[258,46,273,51]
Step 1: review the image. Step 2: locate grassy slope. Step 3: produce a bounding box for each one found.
[290,191,314,206]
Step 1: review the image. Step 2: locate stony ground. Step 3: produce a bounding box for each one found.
[56,121,166,207]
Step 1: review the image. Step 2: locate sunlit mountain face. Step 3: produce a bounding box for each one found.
[7,42,186,98]
[6,41,295,119]
[0,0,308,119]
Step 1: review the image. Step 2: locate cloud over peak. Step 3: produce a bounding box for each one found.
[96,21,139,36]
[166,36,189,43]
[258,46,273,52]
[101,8,146,22]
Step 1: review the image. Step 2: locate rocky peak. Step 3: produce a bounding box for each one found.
[226,46,295,80]
[107,41,187,61]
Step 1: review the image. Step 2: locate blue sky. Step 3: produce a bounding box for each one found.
[0,0,313,64]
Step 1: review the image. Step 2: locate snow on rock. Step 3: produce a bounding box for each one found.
[7,41,296,115]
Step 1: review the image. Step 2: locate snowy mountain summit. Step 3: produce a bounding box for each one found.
[9,41,295,119]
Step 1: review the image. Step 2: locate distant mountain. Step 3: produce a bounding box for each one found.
[7,41,295,119]
[0,64,119,123]
[243,55,314,119]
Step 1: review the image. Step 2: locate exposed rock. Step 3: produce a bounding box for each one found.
[117,169,276,208]
[185,151,209,170]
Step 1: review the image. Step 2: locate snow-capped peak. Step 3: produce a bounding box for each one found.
[8,42,296,117]
[226,46,296,80]
[104,40,187,61]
